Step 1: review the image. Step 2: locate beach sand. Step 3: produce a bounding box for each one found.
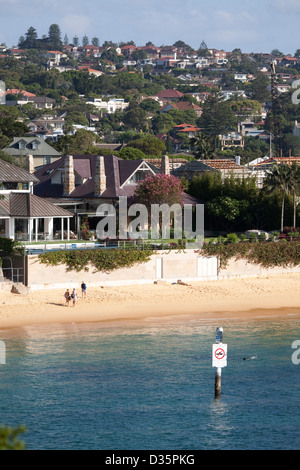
[0,273,299,329]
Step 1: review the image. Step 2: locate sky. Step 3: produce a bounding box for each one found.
[0,0,299,54]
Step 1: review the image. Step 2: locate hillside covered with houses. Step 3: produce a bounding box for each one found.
[0,24,300,244]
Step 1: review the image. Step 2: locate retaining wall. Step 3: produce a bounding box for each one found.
[24,251,300,291]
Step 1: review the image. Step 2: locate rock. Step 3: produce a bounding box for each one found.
[11,284,30,295]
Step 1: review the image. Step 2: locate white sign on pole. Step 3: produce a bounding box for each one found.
[212,344,227,368]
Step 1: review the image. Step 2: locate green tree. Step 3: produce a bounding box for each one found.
[151,113,175,134]
[131,50,147,61]
[18,35,25,48]
[91,37,100,47]
[228,99,262,119]
[0,106,29,149]
[249,72,270,103]
[271,49,284,57]
[128,135,166,157]
[0,425,26,450]
[22,26,38,49]
[281,133,300,156]
[191,132,214,159]
[48,24,63,50]
[123,107,148,131]
[140,99,161,113]
[290,162,300,227]
[55,128,99,154]
[207,196,249,231]
[198,40,209,56]
[198,92,237,149]
[117,147,146,160]
[82,35,89,47]
[263,164,292,232]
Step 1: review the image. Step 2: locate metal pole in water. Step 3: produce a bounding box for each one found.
[213,327,227,399]
[215,367,222,399]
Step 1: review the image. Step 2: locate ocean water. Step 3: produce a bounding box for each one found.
[0,312,300,450]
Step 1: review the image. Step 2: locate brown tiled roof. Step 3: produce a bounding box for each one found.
[161,101,202,112]
[0,193,72,218]
[156,89,184,99]
[254,156,300,167]
[172,159,252,179]
[33,155,157,200]
[0,160,39,183]
[0,198,10,216]
[33,154,202,206]
[205,159,244,170]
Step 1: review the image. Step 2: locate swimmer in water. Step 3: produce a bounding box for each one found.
[243,356,257,361]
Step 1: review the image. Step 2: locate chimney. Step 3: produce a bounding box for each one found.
[94,155,106,196]
[161,155,170,175]
[63,155,75,195]
[235,155,241,166]
[26,154,34,173]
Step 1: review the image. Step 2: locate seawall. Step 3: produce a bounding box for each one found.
[25,250,300,291]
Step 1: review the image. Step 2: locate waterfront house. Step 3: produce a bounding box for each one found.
[0,157,73,242]
[33,154,199,237]
[33,154,159,236]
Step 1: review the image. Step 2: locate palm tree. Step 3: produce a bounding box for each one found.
[191,132,214,160]
[263,163,292,232]
[290,162,300,227]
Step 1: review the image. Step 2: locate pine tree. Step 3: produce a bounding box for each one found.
[24,26,38,49]
[91,37,100,47]
[82,35,89,47]
[198,92,237,150]
[48,24,63,50]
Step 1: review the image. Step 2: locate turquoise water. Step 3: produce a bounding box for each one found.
[0,313,300,450]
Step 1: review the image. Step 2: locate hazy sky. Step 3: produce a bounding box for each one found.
[0,0,299,54]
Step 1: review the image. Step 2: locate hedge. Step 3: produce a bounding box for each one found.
[201,240,300,269]
[38,248,154,273]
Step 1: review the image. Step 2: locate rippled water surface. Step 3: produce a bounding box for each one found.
[0,313,299,450]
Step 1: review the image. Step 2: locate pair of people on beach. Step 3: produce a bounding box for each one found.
[64,288,77,307]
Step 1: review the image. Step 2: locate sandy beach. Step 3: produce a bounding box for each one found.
[0,273,299,329]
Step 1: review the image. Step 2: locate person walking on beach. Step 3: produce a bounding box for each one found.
[71,288,77,307]
[81,281,87,298]
[64,289,70,307]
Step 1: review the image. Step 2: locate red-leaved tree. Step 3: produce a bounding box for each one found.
[133,174,185,208]
[133,174,186,238]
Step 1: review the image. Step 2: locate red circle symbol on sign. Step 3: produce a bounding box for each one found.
[214,348,225,360]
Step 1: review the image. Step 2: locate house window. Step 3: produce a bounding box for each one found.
[31,141,39,150]
[3,182,18,190]
[0,219,5,236]
[18,141,26,150]
[126,170,151,185]
[44,156,51,165]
